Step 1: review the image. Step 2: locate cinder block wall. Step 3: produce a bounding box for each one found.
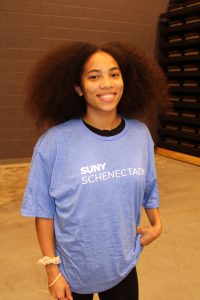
[0,0,167,160]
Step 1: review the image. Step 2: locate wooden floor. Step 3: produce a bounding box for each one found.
[156,147,200,166]
[0,155,200,300]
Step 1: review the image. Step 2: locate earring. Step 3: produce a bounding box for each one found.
[79,92,83,96]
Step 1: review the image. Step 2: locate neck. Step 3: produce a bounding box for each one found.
[83,110,121,130]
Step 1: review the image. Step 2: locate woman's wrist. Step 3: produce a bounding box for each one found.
[152,223,162,236]
[37,255,60,266]
[46,264,60,281]
[48,272,62,287]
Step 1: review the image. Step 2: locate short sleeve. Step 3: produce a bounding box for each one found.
[21,149,55,218]
[143,133,159,209]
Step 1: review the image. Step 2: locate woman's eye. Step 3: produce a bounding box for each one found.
[111,73,120,78]
[88,75,98,80]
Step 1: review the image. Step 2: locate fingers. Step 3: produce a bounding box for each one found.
[136,227,146,234]
[137,225,161,246]
[55,287,73,300]
[136,227,141,234]
[57,294,73,300]
[140,235,151,246]
[59,296,73,300]
[57,285,73,300]
[65,286,73,300]
[50,283,73,300]
[49,274,73,300]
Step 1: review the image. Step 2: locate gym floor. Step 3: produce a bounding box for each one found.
[0,155,199,300]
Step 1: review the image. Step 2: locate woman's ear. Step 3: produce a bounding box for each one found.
[74,85,83,96]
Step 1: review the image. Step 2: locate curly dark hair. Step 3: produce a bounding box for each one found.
[25,41,169,139]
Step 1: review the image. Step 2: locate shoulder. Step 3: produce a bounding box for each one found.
[35,119,81,150]
[125,118,154,149]
[32,119,82,165]
[126,118,150,135]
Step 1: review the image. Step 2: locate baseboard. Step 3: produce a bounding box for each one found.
[156,148,200,166]
[0,158,31,166]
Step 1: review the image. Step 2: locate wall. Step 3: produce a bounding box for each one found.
[0,0,168,160]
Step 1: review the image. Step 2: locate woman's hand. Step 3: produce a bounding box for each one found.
[137,208,162,246]
[136,225,162,246]
[49,274,73,300]
[35,218,73,299]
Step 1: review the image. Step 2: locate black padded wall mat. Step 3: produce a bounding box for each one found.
[158,0,200,157]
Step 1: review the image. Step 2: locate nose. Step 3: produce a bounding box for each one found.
[99,77,114,89]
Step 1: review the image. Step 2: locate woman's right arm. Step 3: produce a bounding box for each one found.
[35,217,73,300]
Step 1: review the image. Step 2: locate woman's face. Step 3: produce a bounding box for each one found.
[75,51,124,117]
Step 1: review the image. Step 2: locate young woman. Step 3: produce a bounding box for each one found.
[21,41,168,300]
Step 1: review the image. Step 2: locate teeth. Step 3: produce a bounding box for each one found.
[100,94,114,100]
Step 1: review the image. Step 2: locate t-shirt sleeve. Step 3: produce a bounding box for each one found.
[21,147,55,219]
[142,133,159,209]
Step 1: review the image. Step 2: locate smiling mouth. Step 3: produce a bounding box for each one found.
[97,93,116,101]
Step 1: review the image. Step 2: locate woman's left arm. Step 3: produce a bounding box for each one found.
[136,208,162,246]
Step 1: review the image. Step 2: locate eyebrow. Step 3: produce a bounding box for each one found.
[87,67,120,74]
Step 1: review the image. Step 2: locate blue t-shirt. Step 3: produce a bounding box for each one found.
[21,118,159,294]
